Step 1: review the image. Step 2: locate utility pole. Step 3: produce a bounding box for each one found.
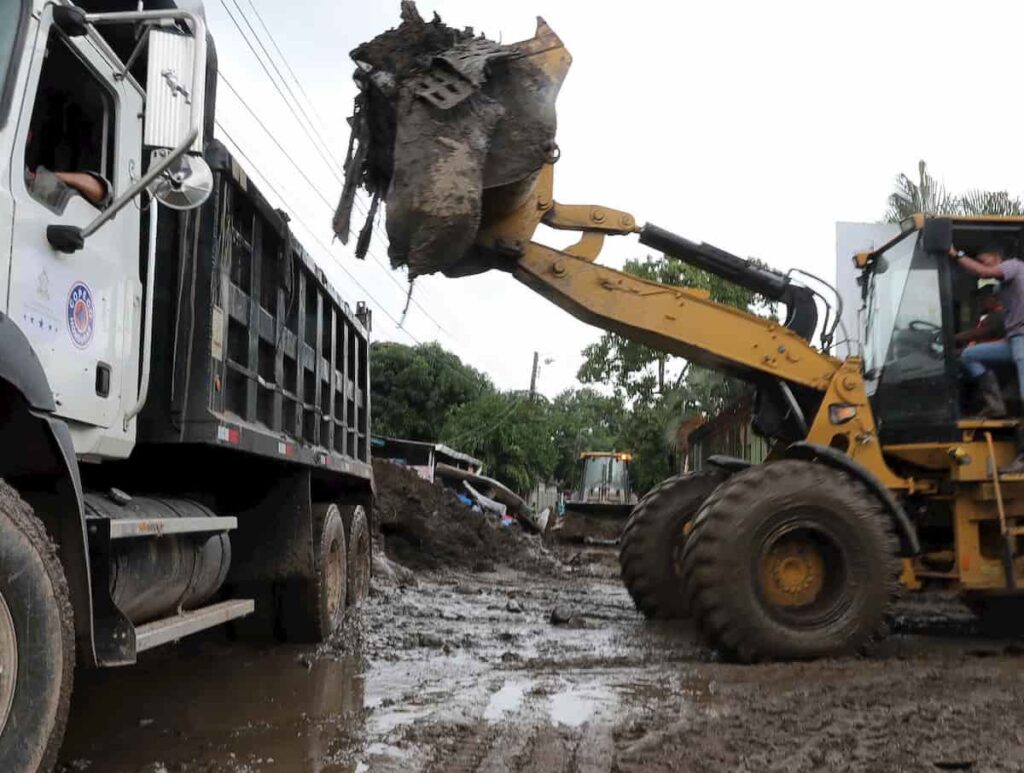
[529,351,539,399]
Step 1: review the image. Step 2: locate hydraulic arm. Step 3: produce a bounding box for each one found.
[475,163,841,394]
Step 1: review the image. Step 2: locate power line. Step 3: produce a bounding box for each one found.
[243,0,340,160]
[216,71,454,336]
[217,0,346,185]
[216,120,421,344]
[223,2,409,284]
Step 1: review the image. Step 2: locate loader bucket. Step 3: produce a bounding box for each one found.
[336,4,571,277]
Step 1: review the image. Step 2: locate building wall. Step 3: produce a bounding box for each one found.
[688,399,770,471]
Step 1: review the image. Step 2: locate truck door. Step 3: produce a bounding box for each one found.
[6,16,142,432]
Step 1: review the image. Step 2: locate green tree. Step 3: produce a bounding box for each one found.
[886,160,1023,221]
[440,391,558,493]
[577,254,767,494]
[578,255,762,403]
[370,341,492,441]
[548,387,627,485]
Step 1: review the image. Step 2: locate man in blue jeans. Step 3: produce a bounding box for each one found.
[951,244,1024,473]
[959,284,1008,417]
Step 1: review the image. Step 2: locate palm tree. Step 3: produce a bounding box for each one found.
[886,160,1023,222]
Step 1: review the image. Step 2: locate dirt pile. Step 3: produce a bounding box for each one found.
[334,2,570,277]
[372,460,555,573]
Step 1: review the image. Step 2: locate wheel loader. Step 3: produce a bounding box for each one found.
[549,451,638,543]
[341,8,1024,660]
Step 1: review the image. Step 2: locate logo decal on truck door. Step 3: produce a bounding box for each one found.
[67,282,95,348]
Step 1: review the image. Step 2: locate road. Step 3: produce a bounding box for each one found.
[57,548,1024,772]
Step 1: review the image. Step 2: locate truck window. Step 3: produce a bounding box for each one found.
[23,31,115,211]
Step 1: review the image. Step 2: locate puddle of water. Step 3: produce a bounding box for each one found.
[548,683,616,728]
[372,706,432,734]
[482,679,530,722]
[59,642,367,772]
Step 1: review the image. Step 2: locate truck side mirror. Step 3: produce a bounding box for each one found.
[143,29,212,211]
[923,218,953,255]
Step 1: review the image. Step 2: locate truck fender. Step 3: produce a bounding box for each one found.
[0,313,56,411]
[784,441,920,557]
[0,321,96,665]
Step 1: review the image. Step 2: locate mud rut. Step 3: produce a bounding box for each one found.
[56,546,1024,773]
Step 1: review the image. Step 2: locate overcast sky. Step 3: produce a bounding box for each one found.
[204,0,1024,398]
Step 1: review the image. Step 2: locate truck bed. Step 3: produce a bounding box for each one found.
[139,141,371,481]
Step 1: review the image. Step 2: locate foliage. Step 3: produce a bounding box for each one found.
[548,388,627,485]
[370,341,492,442]
[886,160,1023,222]
[578,255,764,403]
[439,392,558,493]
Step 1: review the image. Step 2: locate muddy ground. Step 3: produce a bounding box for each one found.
[56,535,1024,773]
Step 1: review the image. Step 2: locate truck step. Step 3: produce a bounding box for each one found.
[95,515,237,540]
[134,599,254,652]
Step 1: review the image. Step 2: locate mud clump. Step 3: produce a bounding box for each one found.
[335,3,569,277]
[372,460,554,573]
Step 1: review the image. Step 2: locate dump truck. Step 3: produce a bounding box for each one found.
[549,451,637,543]
[343,8,1024,663]
[0,2,374,768]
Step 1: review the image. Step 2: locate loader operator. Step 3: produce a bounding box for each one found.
[951,244,1024,472]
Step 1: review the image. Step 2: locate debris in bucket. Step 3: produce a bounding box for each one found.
[334,2,570,277]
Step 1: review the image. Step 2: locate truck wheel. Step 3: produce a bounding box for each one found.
[618,471,724,619]
[283,503,348,642]
[342,505,371,606]
[0,480,75,773]
[680,461,899,661]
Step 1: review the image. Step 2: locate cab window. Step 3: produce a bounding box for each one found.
[23,31,115,211]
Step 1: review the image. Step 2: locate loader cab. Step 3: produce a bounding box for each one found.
[860,215,1024,444]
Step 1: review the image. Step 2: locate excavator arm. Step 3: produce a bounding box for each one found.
[476,162,840,394]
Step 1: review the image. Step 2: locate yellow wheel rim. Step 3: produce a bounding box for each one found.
[759,533,826,608]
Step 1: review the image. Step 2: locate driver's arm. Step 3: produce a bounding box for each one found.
[53,172,108,206]
[950,246,1005,279]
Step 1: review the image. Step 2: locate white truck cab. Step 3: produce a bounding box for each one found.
[0,5,374,770]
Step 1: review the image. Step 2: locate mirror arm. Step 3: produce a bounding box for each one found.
[47,9,207,254]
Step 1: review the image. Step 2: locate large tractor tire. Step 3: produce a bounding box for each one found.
[0,480,75,772]
[619,471,725,619]
[341,504,371,607]
[680,460,900,661]
[281,503,348,642]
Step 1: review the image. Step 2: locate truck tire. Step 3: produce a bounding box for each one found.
[618,471,724,619]
[0,480,74,773]
[282,503,347,642]
[342,505,371,606]
[680,461,899,661]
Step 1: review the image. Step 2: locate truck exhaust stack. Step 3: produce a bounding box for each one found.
[335,3,571,277]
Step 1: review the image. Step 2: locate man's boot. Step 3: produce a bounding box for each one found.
[1000,426,1024,476]
[976,371,1008,418]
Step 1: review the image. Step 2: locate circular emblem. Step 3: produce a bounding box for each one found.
[66,282,95,349]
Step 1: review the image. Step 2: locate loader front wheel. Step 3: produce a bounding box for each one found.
[619,471,724,619]
[680,461,899,661]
